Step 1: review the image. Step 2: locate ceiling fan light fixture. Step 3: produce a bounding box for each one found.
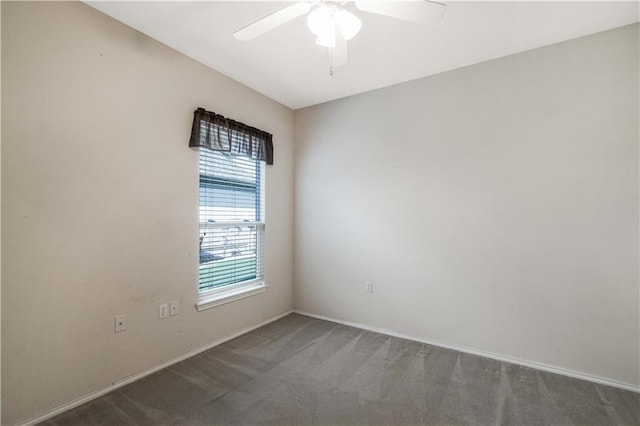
[307,5,333,37]
[334,9,361,40]
[315,24,336,48]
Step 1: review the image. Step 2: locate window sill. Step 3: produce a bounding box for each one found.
[196,281,267,311]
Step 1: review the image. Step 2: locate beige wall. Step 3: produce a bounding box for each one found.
[1,2,294,424]
[295,24,640,388]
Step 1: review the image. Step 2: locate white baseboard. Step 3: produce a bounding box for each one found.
[17,310,294,426]
[293,310,640,394]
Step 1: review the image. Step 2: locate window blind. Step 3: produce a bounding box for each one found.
[198,149,265,292]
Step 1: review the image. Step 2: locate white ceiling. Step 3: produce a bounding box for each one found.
[86,1,639,110]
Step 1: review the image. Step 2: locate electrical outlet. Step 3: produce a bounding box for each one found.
[114,314,127,332]
[365,281,373,293]
[170,300,180,316]
[159,304,169,319]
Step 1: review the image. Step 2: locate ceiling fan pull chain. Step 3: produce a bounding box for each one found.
[329,48,334,76]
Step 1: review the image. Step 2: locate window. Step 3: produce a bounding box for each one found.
[197,149,266,309]
[189,107,273,310]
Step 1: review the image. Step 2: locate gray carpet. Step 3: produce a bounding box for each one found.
[43,313,639,425]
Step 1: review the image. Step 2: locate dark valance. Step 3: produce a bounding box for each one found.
[189,107,274,165]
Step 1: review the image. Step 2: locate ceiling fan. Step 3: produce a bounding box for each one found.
[234,1,446,73]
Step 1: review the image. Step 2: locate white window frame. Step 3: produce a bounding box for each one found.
[196,154,266,311]
[196,276,267,311]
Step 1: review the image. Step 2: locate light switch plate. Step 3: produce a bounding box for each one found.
[159,304,169,319]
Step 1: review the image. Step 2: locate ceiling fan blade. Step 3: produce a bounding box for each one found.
[354,0,446,24]
[234,2,312,41]
[330,32,349,69]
